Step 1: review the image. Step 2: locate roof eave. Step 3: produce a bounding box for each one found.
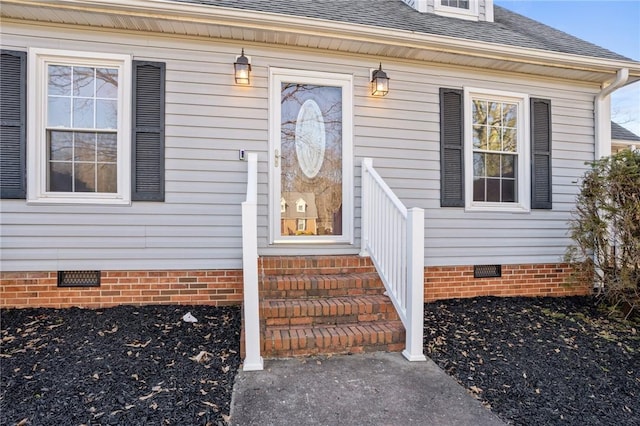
[4,0,640,83]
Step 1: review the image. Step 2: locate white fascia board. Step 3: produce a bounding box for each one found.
[6,0,640,82]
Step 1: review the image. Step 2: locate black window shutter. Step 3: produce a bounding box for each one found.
[1,50,27,199]
[530,98,552,209]
[132,61,165,201]
[440,88,465,207]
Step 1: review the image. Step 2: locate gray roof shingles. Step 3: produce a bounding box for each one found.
[173,0,632,61]
[612,122,640,141]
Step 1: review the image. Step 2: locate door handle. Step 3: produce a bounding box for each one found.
[274,149,280,167]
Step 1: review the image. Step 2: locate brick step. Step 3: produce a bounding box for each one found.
[262,321,406,358]
[260,272,384,299]
[262,295,400,326]
[259,255,376,276]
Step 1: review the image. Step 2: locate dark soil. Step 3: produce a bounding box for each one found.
[424,296,640,426]
[2,297,638,426]
[1,305,241,426]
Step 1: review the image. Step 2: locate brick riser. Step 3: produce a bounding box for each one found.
[263,295,401,326]
[260,272,385,299]
[258,256,406,358]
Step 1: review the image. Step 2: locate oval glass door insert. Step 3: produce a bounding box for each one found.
[295,99,326,179]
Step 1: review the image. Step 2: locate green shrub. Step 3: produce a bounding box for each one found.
[565,149,640,318]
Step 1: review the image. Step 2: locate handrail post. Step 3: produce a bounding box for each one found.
[241,153,263,371]
[402,207,427,361]
[359,158,373,257]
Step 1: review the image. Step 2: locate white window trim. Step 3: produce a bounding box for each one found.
[27,48,132,205]
[434,0,479,21]
[268,67,354,245]
[463,87,530,213]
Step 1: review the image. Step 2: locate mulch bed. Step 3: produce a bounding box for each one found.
[1,305,241,426]
[424,296,640,426]
[2,297,639,426]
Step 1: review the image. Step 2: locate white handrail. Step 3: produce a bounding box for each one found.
[241,153,263,371]
[360,158,426,361]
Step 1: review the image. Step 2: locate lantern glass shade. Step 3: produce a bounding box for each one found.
[371,64,389,96]
[234,50,251,85]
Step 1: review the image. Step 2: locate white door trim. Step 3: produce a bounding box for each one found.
[268,67,354,245]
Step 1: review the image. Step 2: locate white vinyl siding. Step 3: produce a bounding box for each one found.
[0,21,599,271]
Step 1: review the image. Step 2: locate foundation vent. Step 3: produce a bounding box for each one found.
[58,271,101,287]
[474,264,502,278]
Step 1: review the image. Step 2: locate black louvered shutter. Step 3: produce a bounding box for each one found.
[530,98,552,209]
[1,50,27,199]
[440,88,465,207]
[132,61,165,201]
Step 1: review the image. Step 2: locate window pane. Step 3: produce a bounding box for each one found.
[49,131,73,161]
[47,97,71,127]
[502,154,516,178]
[49,162,72,192]
[486,154,501,177]
[75,163,96,192]
[486,178,500,202]
[48,65,71,96]
[503,103,517,126]
[487,102,501,125]
[96,68,118,98]
[502,128,517,152]
[473,178,485,202]
[488,126,501,151]
[97,133,117,162]
[502,179,516,202]
[73,66,95,97]
[472,100,487,125]
[74,132,96,162]
[73,98,94,128]
[473,152,484,177]
[473,125,485,149]
[96,99,117,129]
[97,164,117,193]
[459,0,469,8]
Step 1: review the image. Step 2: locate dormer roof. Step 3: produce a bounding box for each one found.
[612,122,640,142]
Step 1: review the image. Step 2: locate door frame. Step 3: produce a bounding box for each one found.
[268,67,354,245]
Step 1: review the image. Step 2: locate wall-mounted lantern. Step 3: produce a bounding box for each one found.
[234,49,251,85]
[371,63,389,96]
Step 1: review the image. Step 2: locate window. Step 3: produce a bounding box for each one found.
[471,98,519,203]
[434,0,479,20]
[296,198,306,213]
[439,87,552,211]
[297,219,306,231]
[441,0,469,9]
[47,65,119,193]
[1,49,165,203]
[465,89,528,211]
[280,198,286,213]
[28,49,131,204]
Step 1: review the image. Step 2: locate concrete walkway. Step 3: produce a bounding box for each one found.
[230,352,506,426]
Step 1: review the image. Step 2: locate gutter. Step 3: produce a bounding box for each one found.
[594,68,629,159]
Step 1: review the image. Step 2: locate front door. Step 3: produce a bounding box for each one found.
[269,69,353,244]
